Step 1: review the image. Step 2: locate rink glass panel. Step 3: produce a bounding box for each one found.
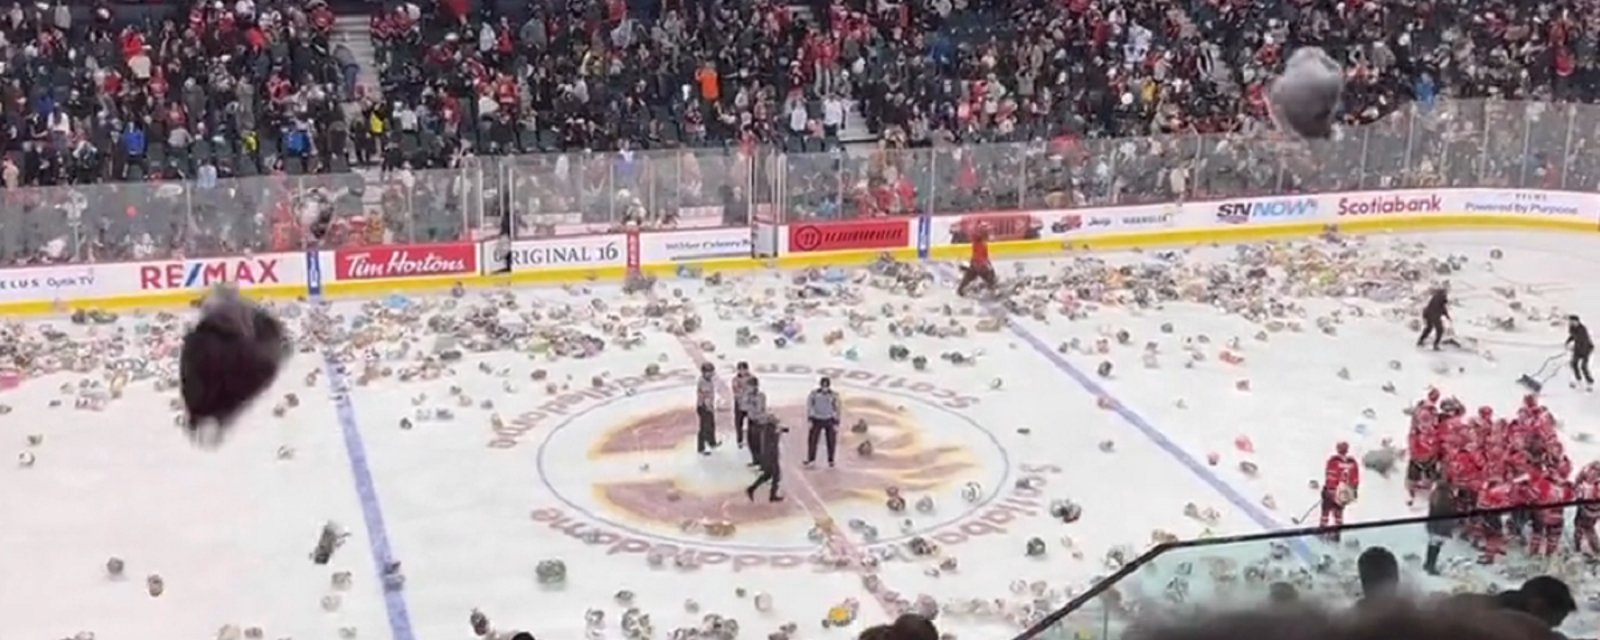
[0,98,1591,263]
[1013,500,1600,640]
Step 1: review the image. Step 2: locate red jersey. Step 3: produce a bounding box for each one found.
[1408,423,1439,461]
[1325,454,1359,493]
[1480,480,1517,509]
[1530,476,1570,506]
[1577,479,1600,519]
[1532,477,1571,524]
[1447,450,1482,489]
[971,234,990,267]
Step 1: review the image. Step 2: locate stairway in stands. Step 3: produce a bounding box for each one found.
[333,14,381,111]
[329,11,390,215]
[838,103,875,144]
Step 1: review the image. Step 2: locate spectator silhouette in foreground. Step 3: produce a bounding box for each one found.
[1452,576,1577,636]
[858,613,938,640]
[1355,546,1400,610]
[1126,599,1554,640]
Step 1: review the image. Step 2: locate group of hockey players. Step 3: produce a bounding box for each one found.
[1401,388,1597,569]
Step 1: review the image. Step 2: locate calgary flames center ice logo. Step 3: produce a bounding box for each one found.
[591,396,974,526]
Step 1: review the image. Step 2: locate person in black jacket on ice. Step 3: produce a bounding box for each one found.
[1569,315,1594,391]
[1417,286,1450,350]
[746,417,785,502]
[1423,480,1460,575]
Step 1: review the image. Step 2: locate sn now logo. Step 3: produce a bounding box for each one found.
[1216,198,1318,223]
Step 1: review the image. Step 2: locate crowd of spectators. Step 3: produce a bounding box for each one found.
[0,0,351,186]
[356,0,1600,226]
[0,0,372,262]
[5,0,1600,258]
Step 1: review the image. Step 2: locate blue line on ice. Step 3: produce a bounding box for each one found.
[930,263,1315,563]
[306,262,416,640]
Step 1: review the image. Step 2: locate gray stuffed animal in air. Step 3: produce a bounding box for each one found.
[1268,47,1345,139]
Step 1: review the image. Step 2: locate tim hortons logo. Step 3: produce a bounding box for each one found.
[339,246,474,280]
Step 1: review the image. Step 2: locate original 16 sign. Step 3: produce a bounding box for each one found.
[501,237,624,268]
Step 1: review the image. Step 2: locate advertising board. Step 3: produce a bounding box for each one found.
[0,265,98,302]
[1335,193,1443,216]
[1215,197,1319,224]
[788,219,911,253]
[0,186,1594,312]
[335,243,479,281]
[1459,190,1582,216]
[137,257,287,290]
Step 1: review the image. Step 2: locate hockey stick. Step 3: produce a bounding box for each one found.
[1290,499,1320,524]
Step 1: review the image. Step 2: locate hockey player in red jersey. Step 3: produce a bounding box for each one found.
[1470,406,1496,442]
[1321,442,1360,540]
[1529,468,1572,556]
[1517,393,1543,424]
[1574,464,1600,558]
[956,223,997,297]
[1406,408,1441,505]
[1506,469,1536,546]
[1475,472,1517,563]
[1445,442,1483,500]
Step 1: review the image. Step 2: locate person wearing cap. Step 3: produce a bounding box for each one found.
[1567,315,1593,391]
[695,362,718,455]
[804,376,841,468]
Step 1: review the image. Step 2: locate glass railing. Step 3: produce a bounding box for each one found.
[4,98,1597,265]
[1015,500,1600,640]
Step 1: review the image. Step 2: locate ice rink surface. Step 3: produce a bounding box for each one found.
[6,230,1600,639]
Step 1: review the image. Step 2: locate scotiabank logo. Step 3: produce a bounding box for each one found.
[788,220,908,253]
[1337,194,1442,216]
[335,243,478,280]
[139,258,280,290]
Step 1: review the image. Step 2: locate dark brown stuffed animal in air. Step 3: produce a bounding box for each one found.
[179,286,290,445]
[1268,47,1345,139]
